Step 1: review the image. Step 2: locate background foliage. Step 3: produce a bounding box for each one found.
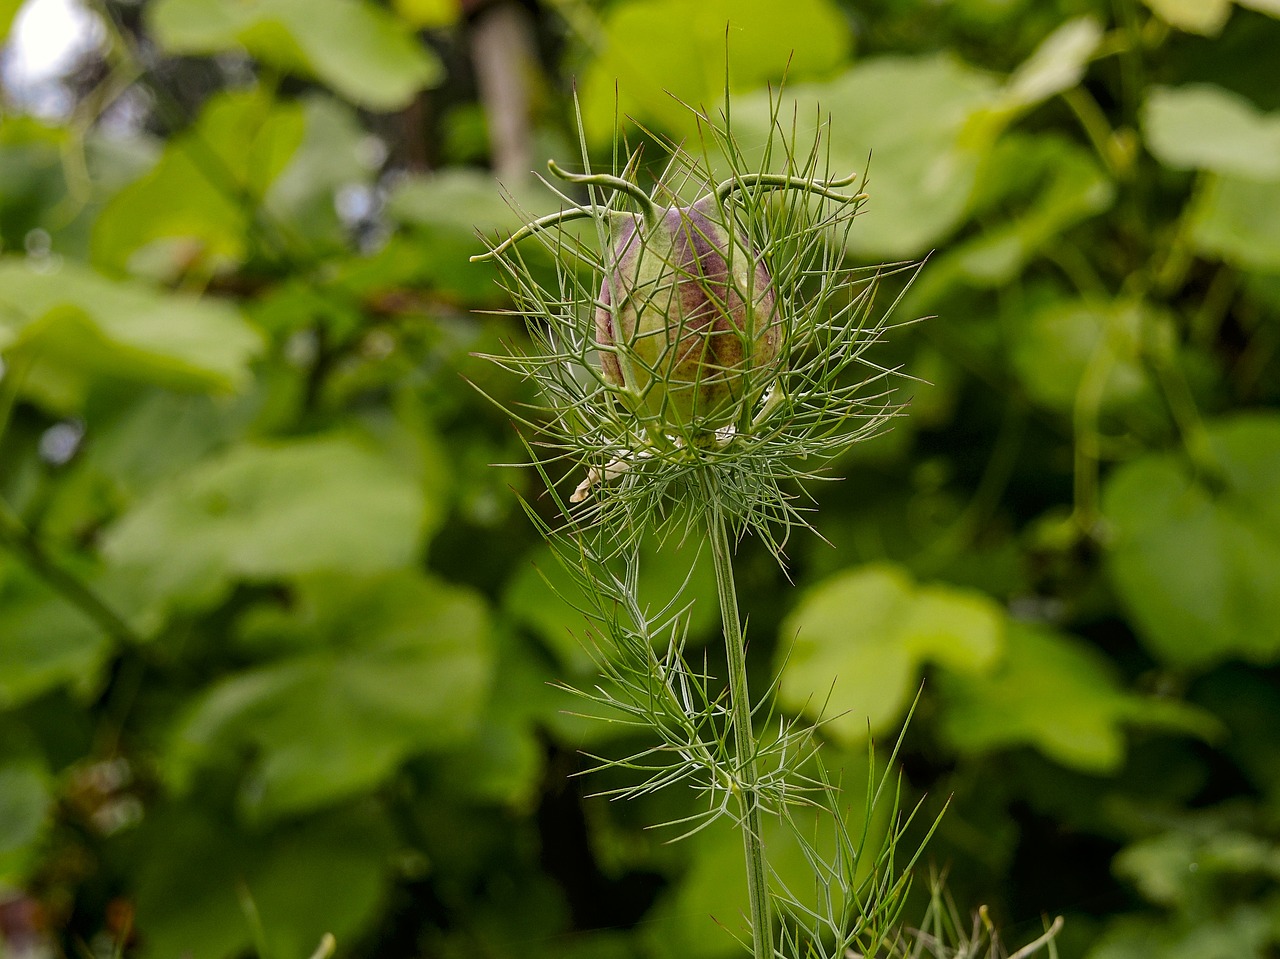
[1,0,1279,957]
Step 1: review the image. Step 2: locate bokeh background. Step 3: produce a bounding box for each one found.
[2,0,1279,957]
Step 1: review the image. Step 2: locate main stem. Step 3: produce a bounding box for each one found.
[702,472,772,959]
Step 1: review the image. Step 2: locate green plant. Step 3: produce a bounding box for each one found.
[473,86,1060,957]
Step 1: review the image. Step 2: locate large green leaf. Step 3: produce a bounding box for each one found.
[938,622,1214,773]
[1103,414,1280,668]
[1144,85,1280,179]
[166,571,493,817]
[777,564,1004,741]
[728,20,1098,258]
[102,435,426,612]
[731,55,1000,258]
[0,258,262,413]
[149,0,441,111]
[577,0,851,144]
[134,804,392,959]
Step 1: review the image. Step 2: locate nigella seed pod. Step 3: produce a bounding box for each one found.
[594,196,780,432]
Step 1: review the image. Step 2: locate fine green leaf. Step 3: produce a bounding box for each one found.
[167,571,493,817]
[134,805,392,959]
[1103,413,1280,668]
[777,564,1004,741]
[0,258,263,413]
[148,0,442,111]
[577,0,851,144]
[102,436,426,613]
[938,622,1214,773]
[504,537,718,674]
[1144,85,1280,179]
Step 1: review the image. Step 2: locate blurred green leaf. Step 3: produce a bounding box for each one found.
[0,756,50,882]
[392,0,458,28]
[1104,414,1280,668]
[134,804,392,959]
[1086,907,1275,959]
[953,136,1115,284]
[778,564,1004,741]
[578,0,851,144]
[102,435,427,613]
[1000,16,1102,111]
[265,95,372,252]
[0,258,263,413]
[1009,298,1163,415]
[1139,0,1233,35]
[92,89,305,278]
[0,0,23,43]
[0,561,109,708]
[1144,85,1280,178]
[732,55,1001,258]
[168,571,493,817]
[148,0,442,111]
[1191,172,1280,270]
[1114,817,1280,909]
[938,622,1214,773]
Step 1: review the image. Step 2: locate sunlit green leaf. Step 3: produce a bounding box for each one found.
[731,55,1001,258]
[778,564,1004,740]
[1139,0,1233,34]
[1104,414,1280,668]
[1144,85,1280,179]
[149,0,442,111]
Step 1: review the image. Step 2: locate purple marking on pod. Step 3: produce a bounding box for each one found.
[594,195,779,430]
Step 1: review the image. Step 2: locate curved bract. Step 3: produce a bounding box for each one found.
[595,196,780,432]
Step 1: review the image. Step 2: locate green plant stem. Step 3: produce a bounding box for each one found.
[702,472,772,959]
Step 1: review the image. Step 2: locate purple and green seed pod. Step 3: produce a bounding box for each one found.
[595,196,780,432]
